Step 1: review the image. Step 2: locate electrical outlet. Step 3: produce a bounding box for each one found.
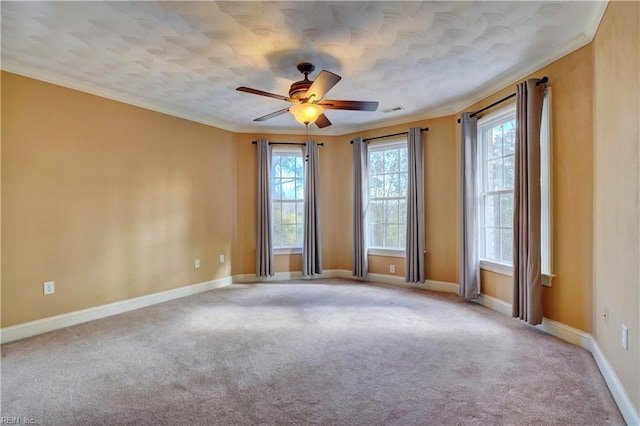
[219,254,225,263]
[43,281,55,295]
[194,259,200,269]
[390,264,395,274]
[622,325,628,350]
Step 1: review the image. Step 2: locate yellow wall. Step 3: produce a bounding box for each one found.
[2,4,638,413]
[458,44,595,332]
[339,115,458,283]
[232,132,347,276]
[592,0,640,410]
[1,72,237,327]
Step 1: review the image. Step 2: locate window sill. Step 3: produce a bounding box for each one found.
[480,260,513,276]
[274,247,302,255]
[368,248,405,258]
[480,260,555,288]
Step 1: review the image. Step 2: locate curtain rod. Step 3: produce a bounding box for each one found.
[251,141,324,146]
[457,77,548,123]
[350,127,429,144]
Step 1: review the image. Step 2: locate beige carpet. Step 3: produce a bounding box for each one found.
[1,279,624,425]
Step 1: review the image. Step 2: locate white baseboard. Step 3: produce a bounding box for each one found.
[3,272,637,425]
[535,317,593,351]
[0,277,232,344]
[591,339,640,426]
[232,269,351,284]
[476,293,513,316]
[477,292,639,424]
[346,271,460,294]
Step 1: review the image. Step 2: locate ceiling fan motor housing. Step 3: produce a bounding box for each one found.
[289,62,316,100]
[289,79,312,100]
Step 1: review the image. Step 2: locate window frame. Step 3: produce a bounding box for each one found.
[476,91,554,287]
[271,146,304,254]
[477,105,517,271]
[366,139,408,257]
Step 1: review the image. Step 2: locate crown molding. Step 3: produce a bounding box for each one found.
[2,0,607,138]
[1,61,243,133]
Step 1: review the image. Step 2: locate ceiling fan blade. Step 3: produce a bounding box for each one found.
[305,70,341,101]
[254,107,290,122]
[314,113,332,128]
[236,87,293,102]
[317,100,379,111]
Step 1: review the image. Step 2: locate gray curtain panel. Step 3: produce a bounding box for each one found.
[405,127,426,283]
[352,137,368,278]
[512,79,544,325]
[303,140,323,276]
[459,113,480,299]
[256,139,274,277]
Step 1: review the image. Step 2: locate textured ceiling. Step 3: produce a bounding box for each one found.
[1,1,605,135]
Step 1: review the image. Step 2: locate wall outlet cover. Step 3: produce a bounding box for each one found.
[43,281,55,295]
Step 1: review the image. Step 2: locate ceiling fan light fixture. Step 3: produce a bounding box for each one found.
[290,103,324,125]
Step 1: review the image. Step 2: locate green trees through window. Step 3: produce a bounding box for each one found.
[368,141,408,249]
[272,150,304,248]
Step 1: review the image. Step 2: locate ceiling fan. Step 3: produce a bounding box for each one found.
[236,62,379,128]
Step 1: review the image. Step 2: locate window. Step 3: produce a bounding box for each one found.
[477,91,553,285]
[540,88,553,285]
[478,107,516,268]
[272,148,304,250]
[367,141,408,254]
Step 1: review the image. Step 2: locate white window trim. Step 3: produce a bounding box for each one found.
[368,247,405,258]
[540,88,554,287]
[274,247,302,255]
[480,260,513,276]
[272,146,304,250]
[476,91,554,288]
[366,139,408,251]
[478,105,516,267]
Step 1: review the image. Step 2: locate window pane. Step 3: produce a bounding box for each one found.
[282,202,296,224]
[296,224,303,245]
[503,123,515,155]
[282,224,297,246]
[399,148,408,172]
[500,193,513,227]
[485,227,500,261]
[487,127,503,159]
[385,149,399,173]
[487,159,503,192]
[385,200,399,225]
[369,200,384,224]
[485,195,499,227]
[385,224,400,248]
[398,199,407,225]
[273,181,282,200]
[370,175,384,198]
[398,225,406,249]
[503,155,515,190]
[273,224,283,247]
[501,228,513,264]
[399,173,408,197]
[296,201,304,224]
[296,180,304,200]
[388,173,402,197]
[281,156,295,177]
[272,151,304,248]
[273,157,282,178]
[370,224,384,247]
[370,151,384,175]
[281,178,295,200]
[367,143,408,250]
